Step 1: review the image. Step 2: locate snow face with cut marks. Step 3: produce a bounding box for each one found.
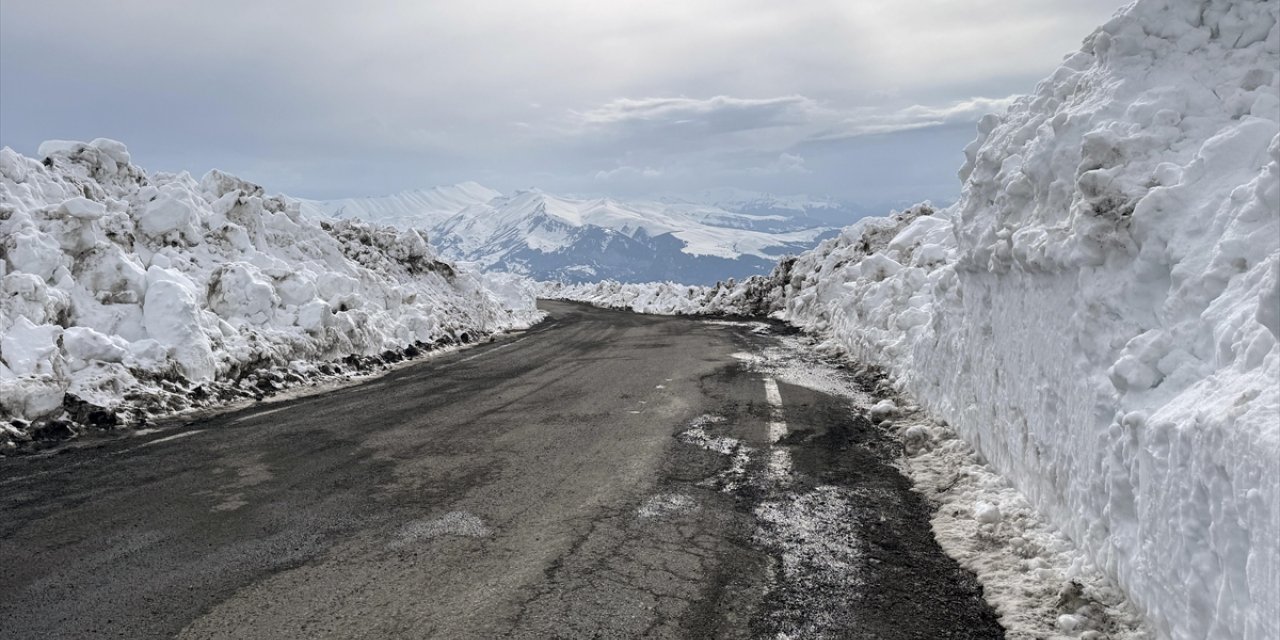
[0,139,542,441]
[787,3,1279,637]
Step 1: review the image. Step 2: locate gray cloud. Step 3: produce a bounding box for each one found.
[571,94,1017,146]
[816,96,1021,140]
[0,0,1126,203]
[579,96,816,128]
[567,93,1018,189]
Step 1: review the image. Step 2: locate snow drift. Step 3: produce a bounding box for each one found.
[555,1,1280,638]
[0,139,541,445]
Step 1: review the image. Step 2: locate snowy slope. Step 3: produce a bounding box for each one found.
[554,1,1280,638]
[297,181,500,230]
[0,140,541,445]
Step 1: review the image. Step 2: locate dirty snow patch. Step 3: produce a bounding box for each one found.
[678,414,738,456]
[637,493,698,519]
[755,486,864,637]
[678,414,753,493]
[701,319,772,334]
[397,510,492,543]
[901,416,1150,640]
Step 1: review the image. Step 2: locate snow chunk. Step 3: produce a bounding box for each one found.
[0,371,66,420]
[63,327,129,367]
[142,268,216,382]
[3,227,63,282]
[139,189,202,244]
[869,399,898,421]
[58,197,106,220]
[973,502,1003,525]
[1,317,63,376]
[207,262,279,325]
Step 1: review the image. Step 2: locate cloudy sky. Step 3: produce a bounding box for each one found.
[0,1,1123,204]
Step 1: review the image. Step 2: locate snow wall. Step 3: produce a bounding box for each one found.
[554,1,1280,638]
[779,1,1279,637]
[0,139,542,433]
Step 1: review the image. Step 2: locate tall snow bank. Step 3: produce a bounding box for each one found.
[0,139,541,435]
[717,2,1279,638]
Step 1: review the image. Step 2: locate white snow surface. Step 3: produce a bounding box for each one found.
[556,2,1280,638]
[0,140,541,430]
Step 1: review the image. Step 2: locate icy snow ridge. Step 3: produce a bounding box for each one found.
[0,139,541,440]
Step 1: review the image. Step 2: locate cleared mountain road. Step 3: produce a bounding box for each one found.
[0,301,1002,639]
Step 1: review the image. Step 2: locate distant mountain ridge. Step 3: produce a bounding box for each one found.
[299,184,857,284]
[300,182,501,229]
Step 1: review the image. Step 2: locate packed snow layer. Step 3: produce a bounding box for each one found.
[0,139,541,435]
[557,1,1280,637]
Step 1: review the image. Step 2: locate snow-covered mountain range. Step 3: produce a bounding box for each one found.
[299,182,501,230]
[299,187,847,284]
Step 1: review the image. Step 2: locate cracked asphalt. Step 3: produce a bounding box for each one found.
[0,301,1002,639]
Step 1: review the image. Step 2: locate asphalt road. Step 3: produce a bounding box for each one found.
[0,300,1003,639]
